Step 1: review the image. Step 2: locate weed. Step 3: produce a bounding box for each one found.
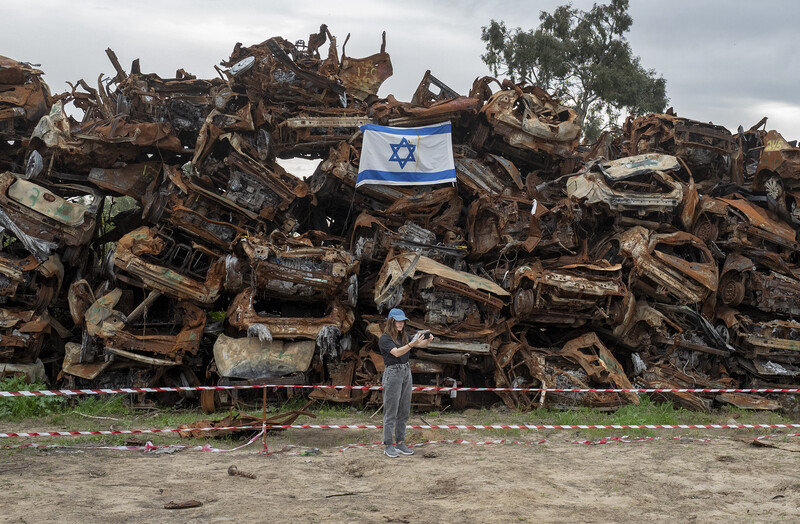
[280,395,316,412]
[72,395,130,417]
[315,402,359,422]
[0,377,65,419]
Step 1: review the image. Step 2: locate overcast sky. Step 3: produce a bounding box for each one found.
[3,0,800,152]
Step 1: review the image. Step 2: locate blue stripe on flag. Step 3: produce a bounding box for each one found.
[356,168,457,187]
[360,123,452,136]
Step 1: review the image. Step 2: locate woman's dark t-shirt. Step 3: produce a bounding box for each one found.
[379,334,409,366]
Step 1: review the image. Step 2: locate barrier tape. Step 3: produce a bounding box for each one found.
[574,435,717,445]
[0,425,264,438]
[256,423,800,430]
[0,432,265,453]
[5,422,800,438]
[576,432,800,445]
[2,385,800,397]
[337,438,549,452]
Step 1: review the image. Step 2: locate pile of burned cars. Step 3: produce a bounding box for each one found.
[1,25,799,415]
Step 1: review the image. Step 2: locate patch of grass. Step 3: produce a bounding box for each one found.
[0,377,66,419]
[71,395,130,417]
[314,402,360,422]
[279,395,316,412]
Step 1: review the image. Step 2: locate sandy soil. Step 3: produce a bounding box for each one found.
[1,424,799,523]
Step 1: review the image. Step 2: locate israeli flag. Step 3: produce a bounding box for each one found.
[356,122,456,187]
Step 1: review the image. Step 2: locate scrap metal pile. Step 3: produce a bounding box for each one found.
[2,25,800,413]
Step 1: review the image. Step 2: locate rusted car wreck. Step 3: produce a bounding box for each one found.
[1,24,799,415]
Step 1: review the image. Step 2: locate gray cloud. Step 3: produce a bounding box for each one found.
[3,0,800,143]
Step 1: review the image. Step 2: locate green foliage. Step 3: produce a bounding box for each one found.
[0,377,66,419]
[100,195,140,236]
[72,395,129,417]
[481,0,668,140]
[208,311,226,323]
[314,401,358,422]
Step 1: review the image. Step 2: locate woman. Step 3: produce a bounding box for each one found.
[379,308,432,458]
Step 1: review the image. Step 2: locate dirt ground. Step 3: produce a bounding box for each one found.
[1,423,800,524]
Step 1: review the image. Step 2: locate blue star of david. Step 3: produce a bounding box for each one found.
[388,137,416,169]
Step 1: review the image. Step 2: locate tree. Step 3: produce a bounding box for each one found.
[481,0,667,141]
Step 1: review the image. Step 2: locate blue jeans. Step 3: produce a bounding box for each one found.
[382,363,412,445]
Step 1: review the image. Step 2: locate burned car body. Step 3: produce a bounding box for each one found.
[82,288,205,364]
[690,195,800,256]
[718,251,800,317]
[745,129,800,226]
[465,193,546,259]
[622,111,735,186]
[0,307,52,363]
[454,152,526,198]
[493,333,638,411]
[225,232,359,304]
[474,82,581,165]
[28,99,184,178]
[225,286,354,361]
[717,305,800,366]
[566,154,697,229]
[227,287,354,344]
[0,171,103,265]
[0,252,63,314]
[351,212,467,268]
[510,260,629,327]
[595,226,718,307]
[112,226,225,304]
[0,56,52,171]
[374,251,509,334]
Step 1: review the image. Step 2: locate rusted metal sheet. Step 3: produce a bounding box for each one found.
[716,393,781,411]
[213,334,315,379]
[339,31,393,100]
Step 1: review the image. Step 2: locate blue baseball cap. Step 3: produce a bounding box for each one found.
[387,308,408,322]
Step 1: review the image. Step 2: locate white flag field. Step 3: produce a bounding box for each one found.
[355,122,456,187]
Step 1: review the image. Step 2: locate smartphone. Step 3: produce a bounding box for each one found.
[417,330,431,339]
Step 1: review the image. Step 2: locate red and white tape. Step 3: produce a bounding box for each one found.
[337,438,549,452]
[0,424,264,438]
[255,423,800,430]
[2,385,800,397]
[574,435,717,445]
[5,422,800,438]
[0,431,267,453]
